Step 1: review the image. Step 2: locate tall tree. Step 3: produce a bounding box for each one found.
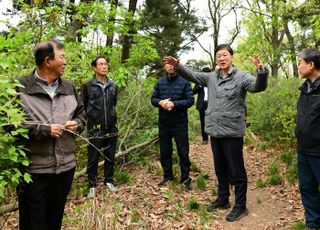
[121,0,138,63]
[141,0,207,70]
[238,0,320,78]
[106,0,119,47]
[238,0,287,77]
[206,0,240,67]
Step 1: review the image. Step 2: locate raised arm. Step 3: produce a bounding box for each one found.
[163,56,209,86]
[243,56,269,92]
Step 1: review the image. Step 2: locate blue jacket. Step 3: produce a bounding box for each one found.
[296,78,320,156]
[151,75,194,126]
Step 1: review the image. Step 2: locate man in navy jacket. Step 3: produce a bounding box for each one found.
[151,62,194,190]
[296,48,320,230]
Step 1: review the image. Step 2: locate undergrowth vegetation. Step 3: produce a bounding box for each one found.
[246,76,302,187]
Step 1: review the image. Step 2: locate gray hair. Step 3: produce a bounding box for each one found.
[298,48,320,69]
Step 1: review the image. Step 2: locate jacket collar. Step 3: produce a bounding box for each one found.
[24,70,68,95]
[166,74,178,81]
[299,77,320,93]
[92,75,113,89]
[217,65,237,79]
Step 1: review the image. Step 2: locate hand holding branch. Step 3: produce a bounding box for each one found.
[65,120,78,132]
[51,124,64,138]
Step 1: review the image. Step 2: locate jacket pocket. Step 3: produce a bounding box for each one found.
[224,84,237,99]
[221,112,245,134]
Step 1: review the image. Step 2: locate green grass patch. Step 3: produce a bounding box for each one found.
[114,171,132,185]
[187,198,200,210]
[196,175,207,191]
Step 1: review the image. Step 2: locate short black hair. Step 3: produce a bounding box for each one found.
[91,56,108,67]
[214,44,234,56]
[34,40,64,66]
[299,48,320,70]
[202,67,212,72]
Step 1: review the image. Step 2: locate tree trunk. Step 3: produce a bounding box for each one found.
[271,63,279,77]
[67,0,93,42]
[121,0,138,63]
[106,0,119,47]
[284,22,299,78]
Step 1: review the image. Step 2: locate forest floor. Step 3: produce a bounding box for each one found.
[2,139,305,229]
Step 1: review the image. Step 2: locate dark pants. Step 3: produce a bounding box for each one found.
[87,129,117,187]
[210,137,247,208]
[18,167,75,230]
[198,103,208,142]
[298,152,320,228]
[159,123,190,183]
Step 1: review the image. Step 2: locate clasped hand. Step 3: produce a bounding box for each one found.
[159,99,174,111]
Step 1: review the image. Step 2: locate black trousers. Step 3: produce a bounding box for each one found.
[87,129,117,186]
[198,103,208,142]
[210,137,247,208]
[159,123,190,183]
[18,167,75,230]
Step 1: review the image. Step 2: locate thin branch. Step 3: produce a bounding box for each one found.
[1,136,159,215]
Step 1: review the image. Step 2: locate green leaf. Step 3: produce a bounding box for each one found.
[21,160,29,166]
[23,173,32,183]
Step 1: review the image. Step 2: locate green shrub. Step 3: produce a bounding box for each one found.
[247,77,302,145]
[0,79,31,201]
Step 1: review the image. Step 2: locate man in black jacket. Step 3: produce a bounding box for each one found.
[193,67,211,144]
[296,48,320,230]
[81,56,118,197]
[151,62,194,190]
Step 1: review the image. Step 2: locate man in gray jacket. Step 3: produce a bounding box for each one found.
[164,44,268,222]
[17,40,86,230]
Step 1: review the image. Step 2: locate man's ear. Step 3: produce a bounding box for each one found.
[44,56,51,66]
[310,61,315,70]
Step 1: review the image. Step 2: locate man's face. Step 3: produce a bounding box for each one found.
[164,63,176,77]
[49,47,67,77]
[216,48,233,72]
[298,58,312,79]
[94,58,109,77]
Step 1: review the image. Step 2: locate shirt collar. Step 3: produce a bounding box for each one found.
[34,70,59,86]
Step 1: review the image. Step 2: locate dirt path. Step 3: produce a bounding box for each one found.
[1,141,304,229]
[189,142,303,229]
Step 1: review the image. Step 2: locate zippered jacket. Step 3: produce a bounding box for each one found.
[17,71,86,174]
[151,75,194,126]
[81,76,118,133]
[296,78,320,156]
[175,65,268,137]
